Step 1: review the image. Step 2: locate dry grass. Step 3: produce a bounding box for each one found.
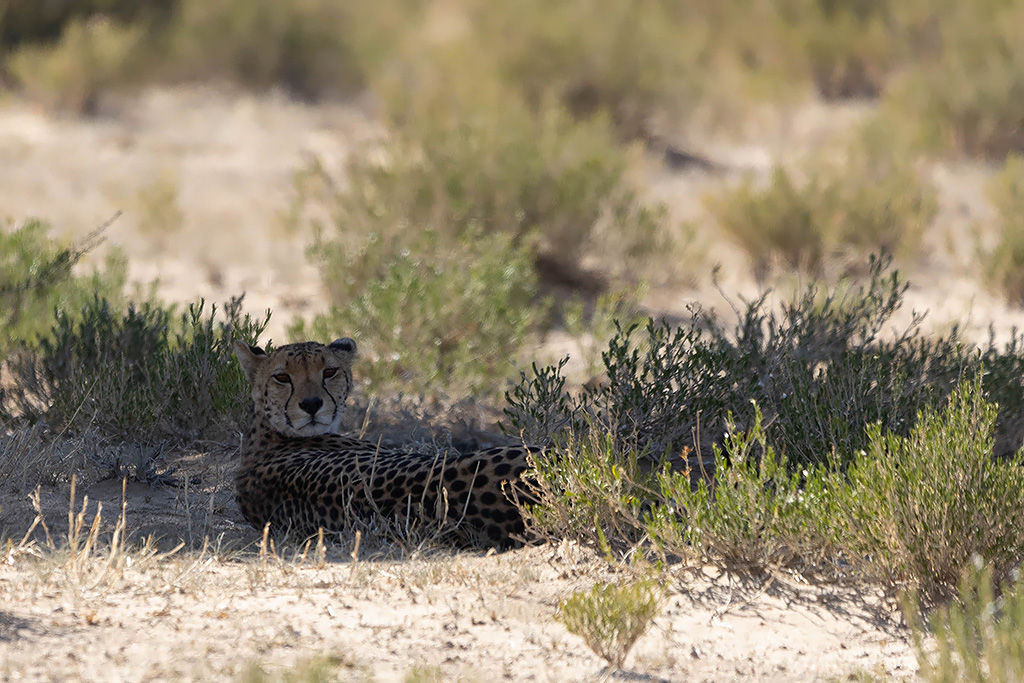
[0,427,96,490]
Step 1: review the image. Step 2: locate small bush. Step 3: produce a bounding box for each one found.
[707,122,937,280]
[7,17,143,113]
[648,408,838,573]
[466,0,699,140]
[508,257,1024,577]
[507,313,735,464]
[711,167,824,280]
[0,295,269,445]
[403,665,444,683]
[161,0,368,100]
[310,51,670,291]
[292,230,541,394]
[521,429,665,554]
[0,219,126,358]
[556,578,663,670]
[884,0,1024,158]
[908,561,1024,683]
[3,0,418,107]
[298,50,674,392]
[516,335,1024,588]
[980,155,1024,305]
[523,407,836,573]
[133,172,185,241]
[505,256,1000,470]
[241,655,352,683]
[836,377,1024,599]
[796,3,896,99]
[0,427,101,489]
[0,0,172,53]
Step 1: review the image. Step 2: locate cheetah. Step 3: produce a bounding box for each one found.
[233,337,541,547]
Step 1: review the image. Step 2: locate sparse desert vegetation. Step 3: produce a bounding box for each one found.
[707,122,938,280]
[4,0,1024,681]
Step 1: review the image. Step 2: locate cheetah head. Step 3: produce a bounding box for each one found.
[233,337,357,437]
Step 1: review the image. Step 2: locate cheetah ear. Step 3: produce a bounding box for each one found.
[328,337,357,355]
[233,340,267,384]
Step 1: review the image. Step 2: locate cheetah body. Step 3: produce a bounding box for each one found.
[233,338,537,546]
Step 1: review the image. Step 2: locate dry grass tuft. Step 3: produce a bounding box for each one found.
[9,476,180,595]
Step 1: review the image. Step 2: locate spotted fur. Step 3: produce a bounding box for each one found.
[233,338,539,546]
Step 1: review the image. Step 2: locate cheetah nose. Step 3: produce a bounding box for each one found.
[298,397,323,416]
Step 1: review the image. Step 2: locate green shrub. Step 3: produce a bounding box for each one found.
[508,258,1024,575]
[241,655,352,683]
[707,122,937,280]
[505,256,1003,471]
[522,406,836,573]
[909,561,1024,683]
[795,2,896,99]
[7,16,143,113]
[648,408,838,573]
[0,295,269,445]
[403,665,444,683]
[507,314,733,464]
[133,171,185,240]
[556,578,663,670]
[161,0,369,100]
[517,341,1024,587]
[298,49,674,392]
[0,219,126,357]
[465,0,699,140]
[313,50,670,290]
[293,230,541,394]
[521,430,662,553]
[884,0,1024,158]
[3,0,418,107]
[836,377,1024,599]
[980,155,1024,305]
[0,0,172,53]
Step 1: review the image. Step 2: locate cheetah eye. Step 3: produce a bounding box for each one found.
[272,373,291,384]
[322,367,338,379]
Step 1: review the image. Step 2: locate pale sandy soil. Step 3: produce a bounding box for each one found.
[0,547,916,682]
[0,468,915,683]
[2,85,1019,681]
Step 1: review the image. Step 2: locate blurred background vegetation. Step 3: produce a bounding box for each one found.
[5,0,1024,393]
[4,0,1024,154]
[0,0,1023,391]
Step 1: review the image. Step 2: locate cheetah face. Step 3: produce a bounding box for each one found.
[234,337,357,437]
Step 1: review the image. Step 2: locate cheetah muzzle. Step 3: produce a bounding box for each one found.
[233,337,540,547]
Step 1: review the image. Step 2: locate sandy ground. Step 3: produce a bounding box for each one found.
[0,548,917,683]
[0,464,916,683]
[3,84,1020,681]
